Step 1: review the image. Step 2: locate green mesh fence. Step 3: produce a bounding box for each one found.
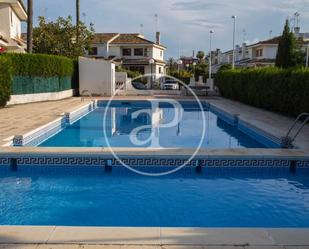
[12,76,74,95]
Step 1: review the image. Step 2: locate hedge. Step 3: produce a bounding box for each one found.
[0,53,78,100]
[0,56,13,107]
[215,67,309,116]
[4,53,74,77]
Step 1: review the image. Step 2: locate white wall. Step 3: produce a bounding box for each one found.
[263,45,278,59]
[0,5,10,37]
[10,7,20,38]
[151,47,164,60]
[7,89,74,105]
[109,46,121,57]
[79,57,115,96]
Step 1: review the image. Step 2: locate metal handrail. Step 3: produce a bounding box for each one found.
[81,90,94,102]
[282,113,309,148]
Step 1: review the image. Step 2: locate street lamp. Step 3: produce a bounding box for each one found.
[149,58,155,89]
[177,59,183,78]
[209,30,214,82]
[306,42,309,67]
[232,15,237,69]
[193,62,197,78]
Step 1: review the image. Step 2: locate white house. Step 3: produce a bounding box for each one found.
[87,32,166,81]
[212,28,309,71]
[0,0,27,53]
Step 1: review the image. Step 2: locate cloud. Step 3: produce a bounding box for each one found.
[186,18,223,29]
[27,0,309,58]
[171,0,222,11]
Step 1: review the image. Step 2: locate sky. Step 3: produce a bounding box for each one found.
[22,0,309,59]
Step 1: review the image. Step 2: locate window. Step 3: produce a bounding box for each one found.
[122,48,132,56]
[10,9,13,27]
[144,48,149,57]
[159,67,162,74]
[134,48,144,56]
[160,51,163,57]
[88,47,98,55]
[255,48,263,57]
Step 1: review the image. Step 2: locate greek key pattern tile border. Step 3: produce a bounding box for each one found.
[0,156,308,168]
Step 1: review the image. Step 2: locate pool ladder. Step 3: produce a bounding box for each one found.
[281,113,309,148]
[81,90,95,102]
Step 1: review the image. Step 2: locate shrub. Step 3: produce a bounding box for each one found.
[215,67,309,116]
[1,53,77,96]
[0,56,13,107]
[4,53,74,77]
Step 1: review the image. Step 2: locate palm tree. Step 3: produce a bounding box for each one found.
[27,0,33,53]
[76,0,80,41]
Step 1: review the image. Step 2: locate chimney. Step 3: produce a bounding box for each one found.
[242,42,247,59]
[156,31,161,44]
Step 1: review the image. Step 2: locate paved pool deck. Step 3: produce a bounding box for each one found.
[0,226,309,249]
[0,96,308,149]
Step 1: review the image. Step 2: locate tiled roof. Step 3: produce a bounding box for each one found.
[111,34,155,45]
[92,33,118,43]
[248,58,276,64]
[0,35,9,44]
[123,58,166,65]
[21,32,27,41]
[92,33,166,48]
[249,36,281,47]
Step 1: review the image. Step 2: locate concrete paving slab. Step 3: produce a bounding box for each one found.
[160,228,273,246]
[47,227,161,245]
[0,245,38,249]
[267,230,309,246]
[37,245,80,249]
[0,226,55,244]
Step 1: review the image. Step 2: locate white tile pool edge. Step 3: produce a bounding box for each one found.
[1,226,309,246]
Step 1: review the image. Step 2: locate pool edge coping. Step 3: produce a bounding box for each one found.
[1,226,309,246]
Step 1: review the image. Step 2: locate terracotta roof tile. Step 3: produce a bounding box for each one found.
[92,33,119,43]
[92,33,166,48]
[248,36,281,47]
[111,33,154,45]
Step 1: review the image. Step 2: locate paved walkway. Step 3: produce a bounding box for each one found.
[0,226,309,249]
[0,245,308,248]
[207,98,309,149]
[0,98,84,145]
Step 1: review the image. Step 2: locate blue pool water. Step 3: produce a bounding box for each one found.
[40,101,270,148]
[0,166,308,227]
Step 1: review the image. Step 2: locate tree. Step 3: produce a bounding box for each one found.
[33,16,94,58]
[167,57,177,72]
[27,0,33,53]
[196,51,205,63]
[194,63,208,82]
[275,19,300,68]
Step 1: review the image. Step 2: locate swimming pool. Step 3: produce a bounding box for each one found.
[0,165,308,227]
[34,100,280,148]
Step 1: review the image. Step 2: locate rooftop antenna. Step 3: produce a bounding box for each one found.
[242,29,247,42]
[155,14,159,32]
[140,24,144,35]
[294,12,300,28]
[289,15,295,32]
[269,30,273,39]
[82,12,86,24]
